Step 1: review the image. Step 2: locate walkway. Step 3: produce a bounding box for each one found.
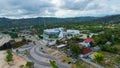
[80,58,104,68]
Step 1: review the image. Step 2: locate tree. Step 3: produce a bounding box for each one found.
[92,35,99,45]
[3,32,18,39]
[16,49,19,55]
[6,49,13,62]
[102,45,118,53]
[87,34,90,38]
[49,60,58,68]
[93,34,107,45]
[93,52,104,63]
[69,42,83,57]
[72,35,80,41]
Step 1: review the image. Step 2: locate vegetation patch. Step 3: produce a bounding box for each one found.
[59,56,73,63]
[6,49,13,62]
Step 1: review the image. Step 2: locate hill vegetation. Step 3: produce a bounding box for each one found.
[0,15,119,28]
[0,14,120,33]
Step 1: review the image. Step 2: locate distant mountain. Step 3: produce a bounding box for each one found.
[0,17,98,28]
[87,15,120,25]
[0,14,120,29]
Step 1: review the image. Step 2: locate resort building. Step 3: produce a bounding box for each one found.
[43,27,65,40]
[43,27,81,40]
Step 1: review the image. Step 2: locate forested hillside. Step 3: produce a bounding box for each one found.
[0,14,120,31]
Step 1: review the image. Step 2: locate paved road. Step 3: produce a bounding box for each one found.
[29,40,69,68]
[14,35,70,68]
[0,34,11,46]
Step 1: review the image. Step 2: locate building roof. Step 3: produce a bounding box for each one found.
[57,44,67,48]
[92,46,100,52]
[48,40,56,46]
[105,41,112,45]
[20,30,31,33]
[84,38,94,43]
[79,42,90,47]
[67,30,80,35]
[44,29,60,34]
[44,27,64,35]
[81,48,92,54]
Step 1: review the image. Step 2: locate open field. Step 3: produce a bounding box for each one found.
[71,60,96,68]
[100,51,120,68]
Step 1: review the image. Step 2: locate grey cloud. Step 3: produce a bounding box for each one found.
[61,0,94,10]
[85,3,102,10]
[0,0,56,18]
[0,0,120,18]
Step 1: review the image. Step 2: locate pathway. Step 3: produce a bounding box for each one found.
[80,58,104,68]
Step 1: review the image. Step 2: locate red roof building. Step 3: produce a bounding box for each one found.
[81,48,92,54]
[84,38,94,43]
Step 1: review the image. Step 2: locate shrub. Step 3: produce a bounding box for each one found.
[101,45,118,53]
[49,60,58,68]
[93,52,104,63]
[19,65,24,68]
[26,62,34,68]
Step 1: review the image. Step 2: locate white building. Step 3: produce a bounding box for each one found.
[48,40,56,46]
[43,28,81,40]
[67,30,80,36]
[57,44,67,48]
[89,33,98,38]
[79,42,90,47]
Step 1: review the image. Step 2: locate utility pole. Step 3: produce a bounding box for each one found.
[43,17,46,29]
[112,34,114,44]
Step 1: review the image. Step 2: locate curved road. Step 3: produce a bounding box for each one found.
[29,40,69,68]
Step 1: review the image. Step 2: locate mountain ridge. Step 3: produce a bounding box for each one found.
[0,14,120,29]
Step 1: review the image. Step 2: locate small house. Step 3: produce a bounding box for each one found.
[81,48,92,54]
[84,38,94,47]
[91,46,100,52]
[105,41,112,45]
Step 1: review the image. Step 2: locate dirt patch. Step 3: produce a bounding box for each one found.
[0,51,27,68]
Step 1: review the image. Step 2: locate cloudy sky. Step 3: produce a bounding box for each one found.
[0,0,120,18]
